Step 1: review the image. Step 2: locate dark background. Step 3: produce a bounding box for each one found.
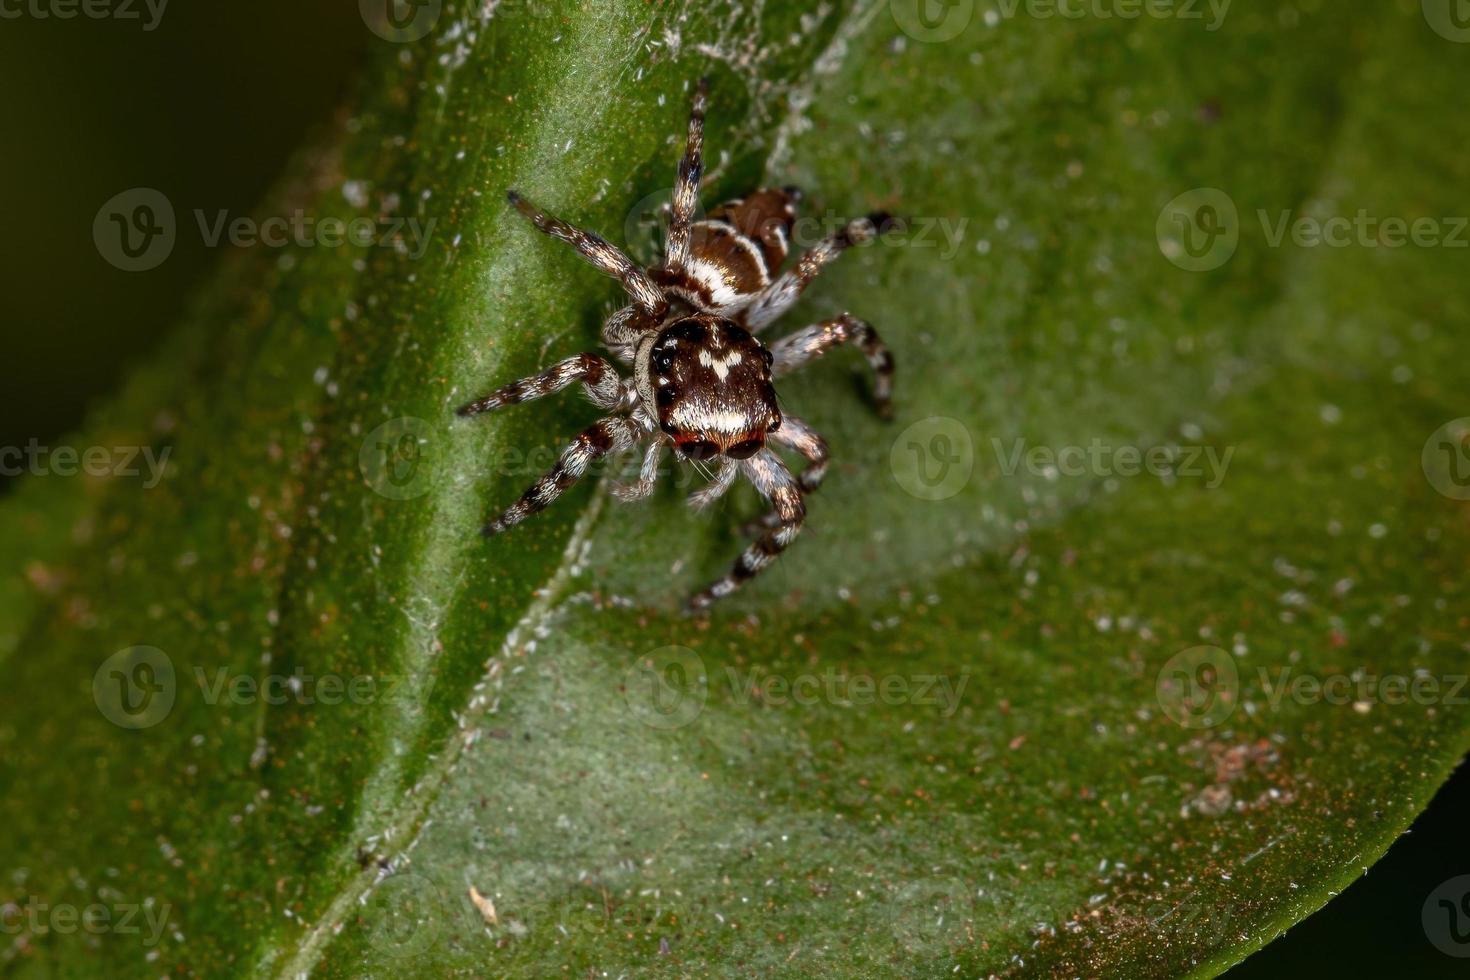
[0,5,1464,975]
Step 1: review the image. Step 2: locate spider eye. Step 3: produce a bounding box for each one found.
[681,440,719,462]
[761,347,775,369]
[726,439,764,460]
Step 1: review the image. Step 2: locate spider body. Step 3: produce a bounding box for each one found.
[458,78,895,609]
[637,315,780,461]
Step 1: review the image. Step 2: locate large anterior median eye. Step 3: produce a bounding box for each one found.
[725,439,763,460]
[681,440,719,461]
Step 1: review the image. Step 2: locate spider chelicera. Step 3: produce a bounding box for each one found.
[458,78,895,609]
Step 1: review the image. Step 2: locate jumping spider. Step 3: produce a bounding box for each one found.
[458,78,895,609]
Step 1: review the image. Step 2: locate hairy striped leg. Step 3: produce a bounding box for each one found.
[689,449,806,610]
[601,304,662,361]
[456,353,622,417]
[771,414,830,492]
[743,213,893,332]
[769,314,895,419]
[663,76,709,272]
[483,417,642,536]
[611,440,664,502]
[506,191,668,319]
[742,415,829,533]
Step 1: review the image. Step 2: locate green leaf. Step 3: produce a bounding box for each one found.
[3,1,1468,976]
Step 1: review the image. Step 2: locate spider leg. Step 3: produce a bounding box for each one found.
[482,417,642,537]
[601,304,663,360]
[743,213,893,332]
[664,76,709,272]
[611,439,664,502]
[768,313,894,419]
[507,191,668,319]
[769,413,829,493]
[738,417,828,534]
[456,353,623,418]
[689,449,805,610]
[686,456,740,510]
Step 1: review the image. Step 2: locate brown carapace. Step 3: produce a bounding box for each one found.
[457,78,896,609]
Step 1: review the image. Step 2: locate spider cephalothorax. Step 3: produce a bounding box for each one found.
[457,78,895,609]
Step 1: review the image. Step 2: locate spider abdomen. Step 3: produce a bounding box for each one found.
[653,187,799,315]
